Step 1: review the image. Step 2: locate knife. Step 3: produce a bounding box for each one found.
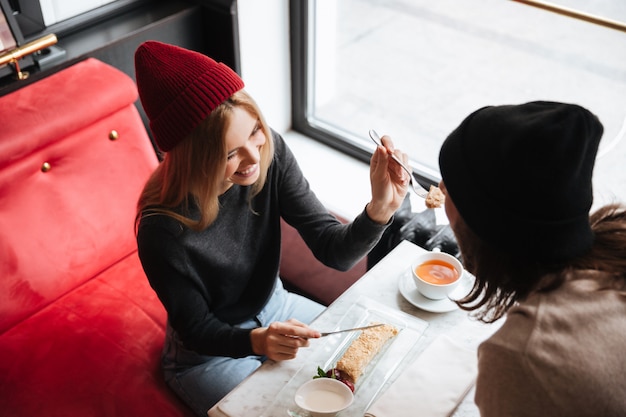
[319,323,384,337]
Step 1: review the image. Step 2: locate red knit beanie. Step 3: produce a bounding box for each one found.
[134,41,244,152]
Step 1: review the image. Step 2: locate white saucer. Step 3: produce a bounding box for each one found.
[398,268,473,313]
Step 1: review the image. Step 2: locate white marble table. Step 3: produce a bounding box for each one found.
[208,240,500,417]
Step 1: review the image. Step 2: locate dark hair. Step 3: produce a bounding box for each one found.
[455,203,626,323]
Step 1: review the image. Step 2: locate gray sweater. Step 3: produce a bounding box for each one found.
[137,131,388,358]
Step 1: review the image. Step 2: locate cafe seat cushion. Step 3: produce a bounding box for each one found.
[0,58,194,416]
[0,253,189,416]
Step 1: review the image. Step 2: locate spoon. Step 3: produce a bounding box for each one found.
[368,130,429,198]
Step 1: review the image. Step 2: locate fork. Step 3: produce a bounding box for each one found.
[368,129,429,198]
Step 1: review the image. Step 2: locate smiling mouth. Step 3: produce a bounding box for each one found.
[236,164,258,177]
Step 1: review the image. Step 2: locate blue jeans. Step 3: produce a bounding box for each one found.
[161,279,325,417]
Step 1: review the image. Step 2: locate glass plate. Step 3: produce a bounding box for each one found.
[261,296,428,417]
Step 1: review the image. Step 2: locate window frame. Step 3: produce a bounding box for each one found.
[289,0,439,189]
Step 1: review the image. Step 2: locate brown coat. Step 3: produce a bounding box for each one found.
[476,270,626,416]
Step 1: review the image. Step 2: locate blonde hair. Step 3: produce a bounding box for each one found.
[136,90,274,231]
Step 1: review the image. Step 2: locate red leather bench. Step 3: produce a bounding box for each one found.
[0,58,195,417]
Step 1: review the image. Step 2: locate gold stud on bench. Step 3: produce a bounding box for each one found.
[109,130,119,141]
[41,162,51,172]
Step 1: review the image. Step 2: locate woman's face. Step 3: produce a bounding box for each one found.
[221,106,266,192]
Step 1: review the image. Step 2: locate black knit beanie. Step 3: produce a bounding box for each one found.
[439,101,603,262]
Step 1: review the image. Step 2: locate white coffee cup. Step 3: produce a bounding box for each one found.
[411,251,463,300]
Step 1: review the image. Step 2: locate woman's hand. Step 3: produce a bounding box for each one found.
[367,134,410,224]
[250,319,321,361]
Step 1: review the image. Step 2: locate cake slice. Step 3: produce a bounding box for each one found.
[336,323,398,383]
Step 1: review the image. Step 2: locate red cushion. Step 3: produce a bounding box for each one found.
[0,58,139,164]
[0,59,194,416]
[0,58,157,332]
[0,252,193,416]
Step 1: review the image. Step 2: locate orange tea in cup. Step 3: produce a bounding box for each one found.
[415,259,460,285]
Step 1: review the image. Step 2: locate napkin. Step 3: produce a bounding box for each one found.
[364,335,477,417]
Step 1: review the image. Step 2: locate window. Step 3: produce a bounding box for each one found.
[291,0,626,204]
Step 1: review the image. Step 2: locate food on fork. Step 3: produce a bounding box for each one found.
[425,185,445,209]
[336,323,398,383]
